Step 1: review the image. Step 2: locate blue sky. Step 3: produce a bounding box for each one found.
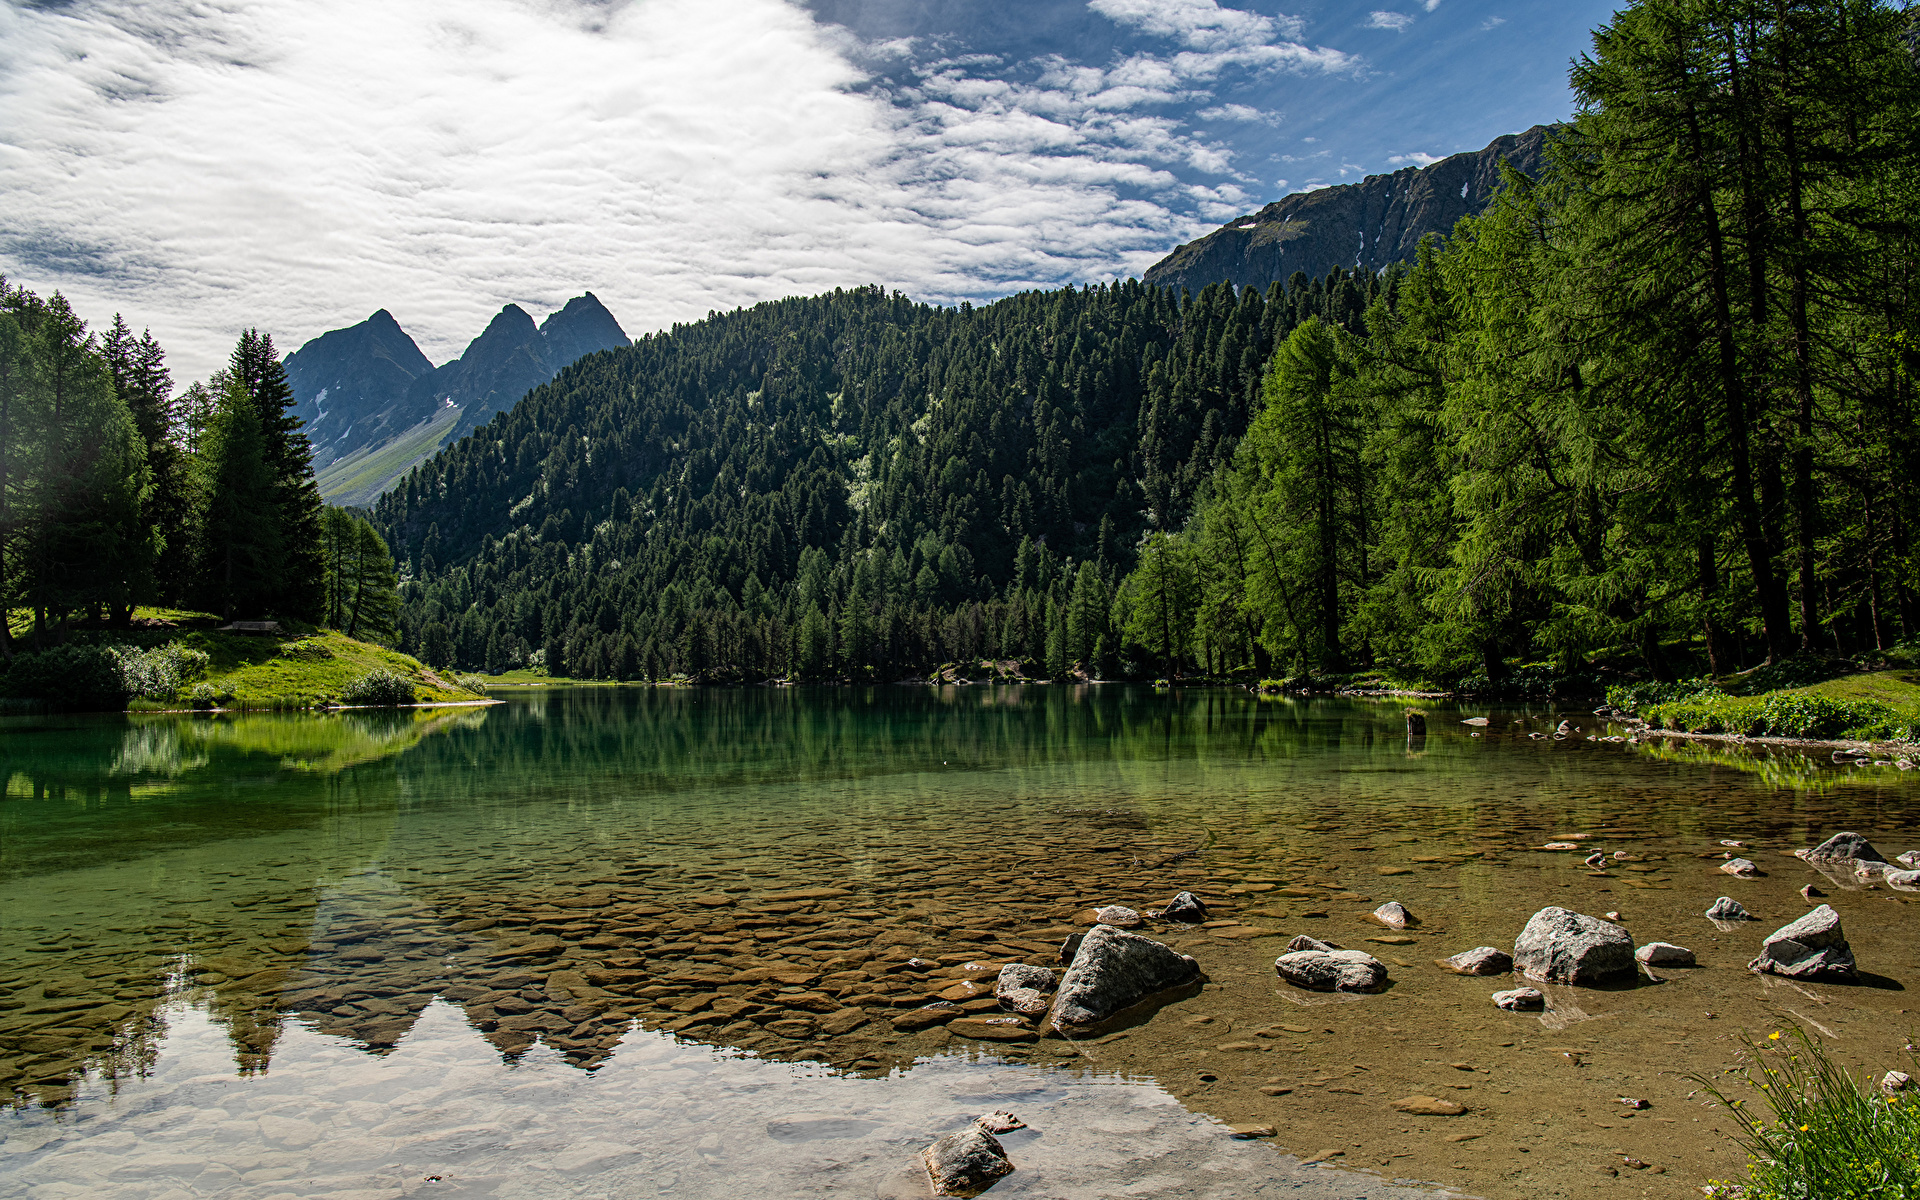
[0,0,1619,380]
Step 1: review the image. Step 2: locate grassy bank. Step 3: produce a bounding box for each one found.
[3,609,482,711]
[1616,659,1920,743]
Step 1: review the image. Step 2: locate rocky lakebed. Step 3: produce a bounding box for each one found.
[2,692,1917,1199]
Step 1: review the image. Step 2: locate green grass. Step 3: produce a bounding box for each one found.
[1630,669,1920,742]
[7,607,483,710]
[314,404,460,507]
[1700,1025,1920,1200]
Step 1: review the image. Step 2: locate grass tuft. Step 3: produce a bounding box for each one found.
[1698,1025,1920,1199]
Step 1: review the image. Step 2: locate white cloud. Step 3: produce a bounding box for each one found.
[1196,103,1280,124]
[1087,0,1306,50]
[1387,151,1443,166]
[1367,12,1415,31]
[0,0,1358,381]
[1482,16,1507,29]
[1424,0,1443,10]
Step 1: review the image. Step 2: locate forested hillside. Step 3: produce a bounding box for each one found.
[372,272,1381,681]
[377,0,1920,690]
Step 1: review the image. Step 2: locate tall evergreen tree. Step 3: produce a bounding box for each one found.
[230,329,323,619]
[197,376,279,621]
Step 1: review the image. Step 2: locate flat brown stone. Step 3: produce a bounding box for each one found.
[947,1016,1038,1042]
[1391,1096,1467,1116]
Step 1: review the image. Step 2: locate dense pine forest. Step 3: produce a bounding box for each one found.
[6,0,1917,698]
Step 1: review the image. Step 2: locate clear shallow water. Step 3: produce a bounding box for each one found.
[3,686,1917,1199]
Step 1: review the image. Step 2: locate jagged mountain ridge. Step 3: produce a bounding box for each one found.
[288,294,629,504]
[1144,126,1552,294]
[283,309,435,472]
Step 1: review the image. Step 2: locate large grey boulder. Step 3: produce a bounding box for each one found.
[1048,924,1200,1030]
[995,963,1054,1016]
[1748,904,1856,980]
[1511,907,1634,984]
[1274,948,1390,993]
[1801,832,1886,864]
[923,1124,1014,1197]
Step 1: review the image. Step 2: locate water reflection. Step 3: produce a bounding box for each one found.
[2,687,1917,1198]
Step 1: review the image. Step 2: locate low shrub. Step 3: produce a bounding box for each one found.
[1645,692,1918,741]
[1699,1025,1920,1200]
[186,681,235,709]
[1727,656,1862,696]
[1,645,124,708]
[338,669,416,707]
[108,643,210,700]
[1607,677,1725,711]
[453,673,489,694]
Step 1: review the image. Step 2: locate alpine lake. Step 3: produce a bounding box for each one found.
[2,685,1916,1200]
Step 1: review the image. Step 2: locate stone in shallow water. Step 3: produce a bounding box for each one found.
[1800,832,1885,863]
[1371,901,1415,929]
[1391,1096,1467,1116]
[1092,905,1141,928]
[1161,891,1209,922]
[1492,987,1544,1010]
[1439,946,1512,976]
[1511,907,1633,984]
[892,1003,962,1031]
[947,1016,1037,1042]
[1274,949,1388,993]
[1048,924,1199,1030]
[1748,905,1855,981]
[1286,934,1336,953]
[1635,942,1694,967]
[994,964,1054,1016]
[923,1124,1014,1197]
[1705,896,1754,922]
[1720,858,1760,877]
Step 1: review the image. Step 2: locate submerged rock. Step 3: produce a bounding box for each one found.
[1274,948,1389,993]
[1048,924,1200,1030]
[1440,946,1513,976]
[995,963,1055,1016]
[1392,1095,1467,1116]
[1749,904,1856,981]
[1371,901,1416,929]
[1800,832,1887,864]
[923,1125,1015,1197]
[1705,896,1755,922]
[976,1111,1025,1134]
[1886,869,1920,891]
[1286,934,1337,953]
[1635,942,1695,967]
[1160,891,1209,923]
[1492,987,1545,1010]
[1720,858,1760,877]
[892,1003,963,1032]
[1511,907,1634,984]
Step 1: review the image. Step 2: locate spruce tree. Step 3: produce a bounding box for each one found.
[197,377,279,621]
[230,329,323,619]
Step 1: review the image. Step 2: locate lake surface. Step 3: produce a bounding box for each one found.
[3,686,1917,1200]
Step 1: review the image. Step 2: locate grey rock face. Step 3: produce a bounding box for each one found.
[1802,831,1887,863]
[1049,924,1200,1029]
[1492,987,1545,1010]
[1748,904,1856,980]
[1161,891,1209,923]
[1144,126,1551,293]
[1372,901,1415,929]
[1705,896,1755,921]
[995,963,1055,1016]
[1635,942,1695,967]
[1274,948,1390,993]
[1511,907,1634,984]
[1440,946,1512,976]
[923,1124,1014,1197]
